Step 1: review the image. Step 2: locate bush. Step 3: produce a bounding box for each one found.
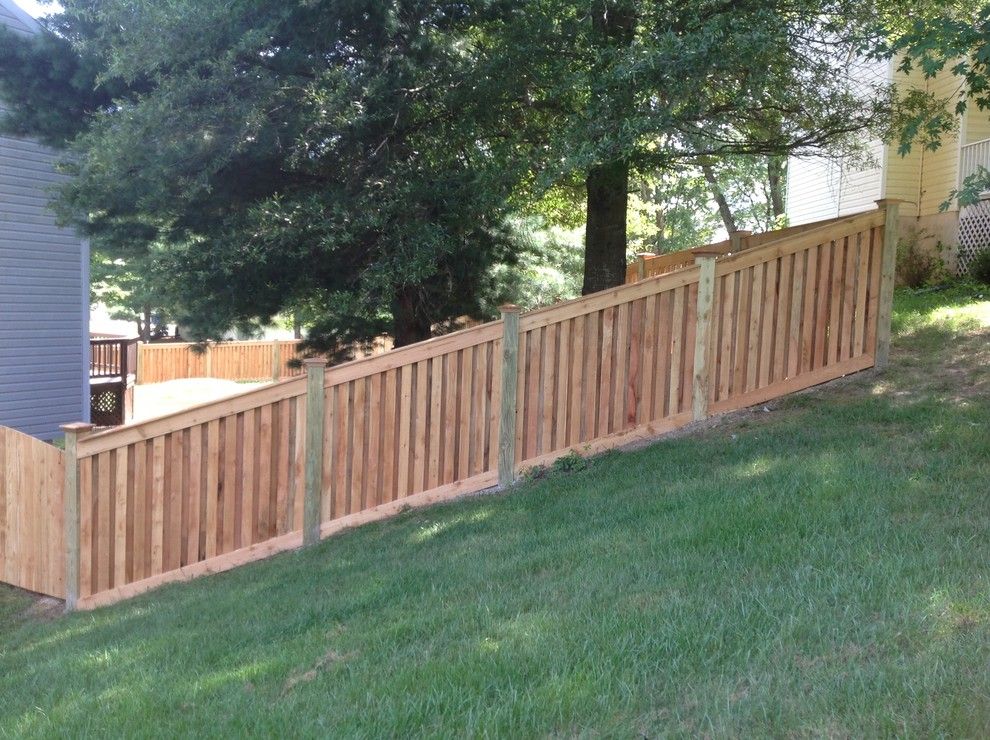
[896,229,949,288]
[969,248,990,285]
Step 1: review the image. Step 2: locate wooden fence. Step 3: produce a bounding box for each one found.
[0,426,66,599]
[135,337,393,384]
[626,215,861,283]
[0,202,901,610]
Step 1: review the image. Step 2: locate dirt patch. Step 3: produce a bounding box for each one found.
[0,584,63,637]
[280,649,357,697]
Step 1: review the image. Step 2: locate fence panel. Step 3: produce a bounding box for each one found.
[321,324,503,525]
[514,273,699,467]
[75,380,308,602]
[0,426,65,598]
[708,211,884,413]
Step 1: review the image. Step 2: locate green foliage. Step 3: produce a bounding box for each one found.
[522,451,591,482]
[627,170,719,254]
[969,248,990,285]
[0,0,891,347]
[487,218,584,312]
[895,230,949,289]
[90,246,177,340]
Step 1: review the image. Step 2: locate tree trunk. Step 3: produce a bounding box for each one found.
[293,312,302,340]
[137,305,152,342]
[582,2,637,296]
[583,160,630,295]
[392,286,433,347]
[702,163,738,234]
[768,156,786,218]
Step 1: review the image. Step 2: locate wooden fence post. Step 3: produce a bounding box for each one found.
[635,252,656,281]
[61,422,94,612]
[874,199,903,370]
[302,358,327,546]
[729,230,753,253]
[691,251,719,422]
[205,344,213,378]
[135,343,144,385]
[272,340,281,383]
[498,304,520,489]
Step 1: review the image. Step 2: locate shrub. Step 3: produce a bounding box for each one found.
[521,451,589,482]
[969,248,990,285]
[896,229,949,288]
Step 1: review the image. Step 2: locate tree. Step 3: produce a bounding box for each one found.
[0,1,529,349]
[476,0,890,293]
[90,247,174,342]
[1,0,893,345]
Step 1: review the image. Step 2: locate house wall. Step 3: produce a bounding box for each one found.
[0,5,89,439]
[784,156,841,223]
[786,58,888,224]
[917,72,962,216]
[965,104,990,145]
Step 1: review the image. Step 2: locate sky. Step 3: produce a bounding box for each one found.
[12,0,60,18]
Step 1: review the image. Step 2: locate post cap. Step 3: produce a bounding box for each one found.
[875,198,908,208]
[636,252,657,259]
[729,229,753,236]
[691,247,723,258]
[499,303,521,314]
[302,357,328,368]
[60,423,95,434]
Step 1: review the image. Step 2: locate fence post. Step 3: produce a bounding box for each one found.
[61,422,93,612]
[498,304,520,489]
[135,343,144,384]
[302,358,327,546]
[205,343,213,378]
[874,199,903,370]
[635,252,656,281]
[729,229,753,253]
[272,340,281,383]
[691,250,719,422]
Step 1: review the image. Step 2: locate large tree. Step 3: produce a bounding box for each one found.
[474,0,890,293]
[0,1,528,348]
[1,0,892,346]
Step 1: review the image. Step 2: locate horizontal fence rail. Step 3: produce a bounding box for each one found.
[0,203,900,609]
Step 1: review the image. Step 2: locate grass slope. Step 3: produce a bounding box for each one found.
[2,287,989,737]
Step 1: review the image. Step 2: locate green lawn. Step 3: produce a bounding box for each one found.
[2,286,989,737]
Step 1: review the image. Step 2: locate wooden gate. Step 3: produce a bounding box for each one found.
[0,425,66,598]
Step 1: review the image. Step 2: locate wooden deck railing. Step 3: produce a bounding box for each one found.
[0,202,902,610]
[90,338,137,380]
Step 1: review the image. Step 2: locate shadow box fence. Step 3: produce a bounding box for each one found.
[0,201,902,611]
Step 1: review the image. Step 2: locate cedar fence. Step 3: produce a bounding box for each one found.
[0,202,901,611]
[135,337,393,384]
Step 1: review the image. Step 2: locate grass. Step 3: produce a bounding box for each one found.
[2,285,989,737]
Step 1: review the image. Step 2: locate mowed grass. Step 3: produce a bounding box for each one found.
[2,286,989,737]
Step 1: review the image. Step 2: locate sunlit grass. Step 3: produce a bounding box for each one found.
[1,286,988,737]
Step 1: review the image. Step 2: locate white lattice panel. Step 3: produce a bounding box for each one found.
[958,201,990,274]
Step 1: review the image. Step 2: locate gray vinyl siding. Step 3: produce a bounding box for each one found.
[0,5,89,438]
